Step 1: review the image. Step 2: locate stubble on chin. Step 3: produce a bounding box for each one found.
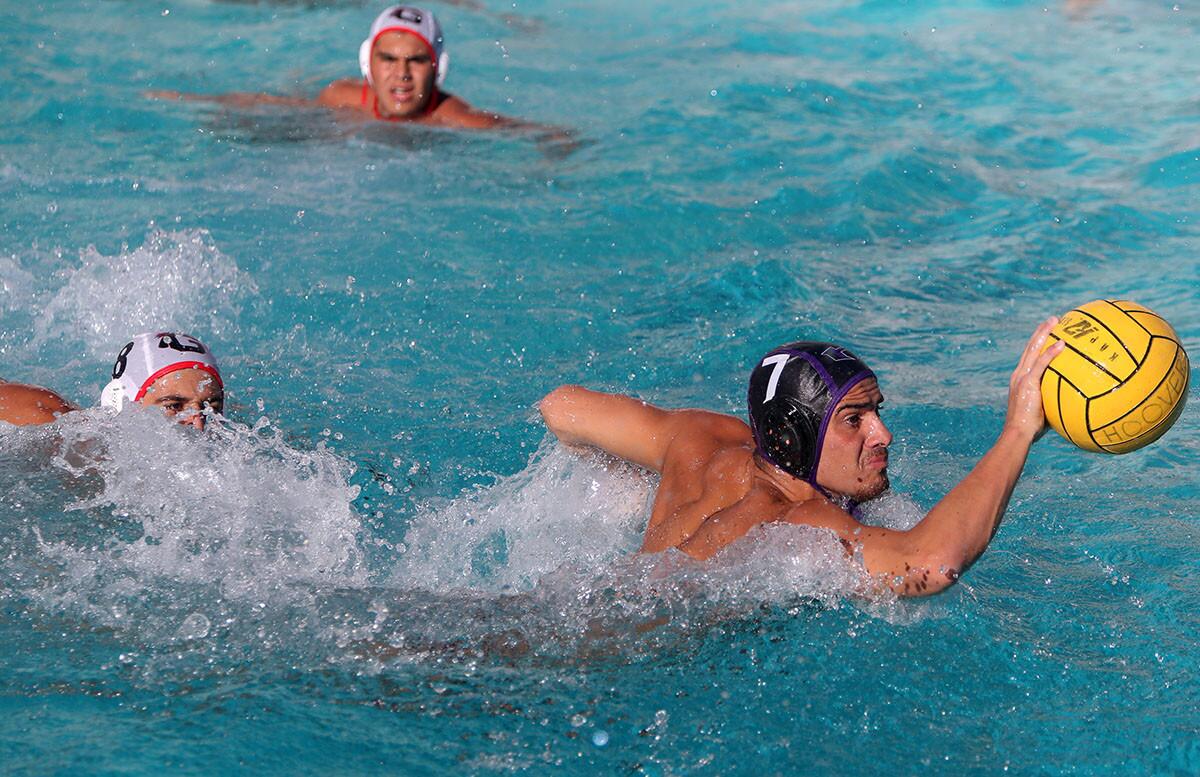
[856,471,889,502]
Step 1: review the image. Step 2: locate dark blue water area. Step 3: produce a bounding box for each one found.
[2,0,1199,773]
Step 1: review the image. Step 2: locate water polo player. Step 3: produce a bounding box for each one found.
[539,319,1066,597]
[0,332,224,430]
[147,5,559,133]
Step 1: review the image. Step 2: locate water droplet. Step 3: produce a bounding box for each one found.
[592,730,609,747]
[178,612,210,640]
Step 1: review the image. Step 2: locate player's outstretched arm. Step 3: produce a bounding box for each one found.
[146,89,316,109]
[837,318,1065,596]
[0,381,75,426]
[539,385,684,472]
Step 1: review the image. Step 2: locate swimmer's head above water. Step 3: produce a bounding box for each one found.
[359,5,449,119]
[747,341,891,502]
[100,332,224,429]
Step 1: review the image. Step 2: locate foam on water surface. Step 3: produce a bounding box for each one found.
[1,410,363,654]
[32,229,254,362]
[2,412,910,676]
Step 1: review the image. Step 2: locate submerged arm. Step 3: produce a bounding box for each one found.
[146,89,317,109]
[432,97,580,152]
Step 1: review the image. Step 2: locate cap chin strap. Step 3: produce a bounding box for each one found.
[100,379,126,412]
[359,38,448,87]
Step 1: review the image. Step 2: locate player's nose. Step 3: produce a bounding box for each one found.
[178,410,205,430]
[868,414,892,447]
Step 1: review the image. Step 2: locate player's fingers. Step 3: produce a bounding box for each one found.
[1029,339,1066,378]
[1018,317,1059,374]
[1015,340,1064,399]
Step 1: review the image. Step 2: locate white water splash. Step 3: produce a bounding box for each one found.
[14,408,366,632]
[0,414,925,663]
[386,440,910,625]
[32,229,254,360]
[0,252,37,315]
[392,442,651,592]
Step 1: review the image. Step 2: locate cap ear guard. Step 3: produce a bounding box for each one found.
[757,398,819,480]
[359,40,449,87]
[436,51,448,87]
[359,37,372,82]
[100,379,126,412]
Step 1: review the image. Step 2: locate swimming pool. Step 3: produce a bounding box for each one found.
[2,0,1197,772]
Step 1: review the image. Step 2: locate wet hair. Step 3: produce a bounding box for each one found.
[746,341,875,483]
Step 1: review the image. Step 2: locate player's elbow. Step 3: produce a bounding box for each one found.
[896,549,964,597]
[539,385,584,441]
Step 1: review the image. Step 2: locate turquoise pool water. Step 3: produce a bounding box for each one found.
[2,0,1198,773]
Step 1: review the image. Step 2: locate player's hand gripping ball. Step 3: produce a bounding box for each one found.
[1041,300,1189,453]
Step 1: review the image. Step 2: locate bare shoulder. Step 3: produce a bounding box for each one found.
[0,382,75,426]
[659,410,753,477]
[667,409,752,446]
[317,79,364,110]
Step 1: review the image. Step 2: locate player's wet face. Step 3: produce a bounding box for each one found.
[369,31,436,118]
[138,368,224,430]
[814,379,891,501]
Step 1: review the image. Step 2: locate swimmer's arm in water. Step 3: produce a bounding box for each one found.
[775,319,1065,597]
[431,96,580,147]
[0,381,75,426]
[316,79,367,111]
[431,96,521,129]
[146,89,318,109]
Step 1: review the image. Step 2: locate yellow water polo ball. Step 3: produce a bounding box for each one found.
[1040,300,1189,453]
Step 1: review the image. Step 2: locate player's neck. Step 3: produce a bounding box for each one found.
[752,455,823,503]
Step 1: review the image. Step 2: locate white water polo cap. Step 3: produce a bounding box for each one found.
[359,5,449,88]
[100,332,223,411]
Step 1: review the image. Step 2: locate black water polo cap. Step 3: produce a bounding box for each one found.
[746,341,876,483]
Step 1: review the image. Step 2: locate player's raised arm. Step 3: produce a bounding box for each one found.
[842,318,1065,595]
